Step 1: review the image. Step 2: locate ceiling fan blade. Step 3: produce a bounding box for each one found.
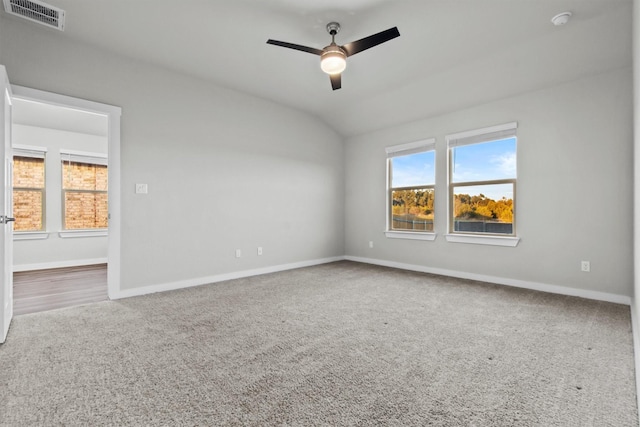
[330,74,342,90]
[266,39,324,56]
[341,27,400,57]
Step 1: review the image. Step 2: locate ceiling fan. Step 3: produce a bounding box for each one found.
[267,22,400,90]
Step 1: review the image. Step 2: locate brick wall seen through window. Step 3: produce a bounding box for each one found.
[13,156,45,231]
[62,160,108,230]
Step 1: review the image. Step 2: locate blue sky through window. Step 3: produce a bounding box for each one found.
[452,137,516,183]
[390,137,516,200]
[452,137,516,201]
[391,150,435,187]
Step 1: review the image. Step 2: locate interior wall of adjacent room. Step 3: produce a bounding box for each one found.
[13,124,108,269]
[345,66,633,297]
[0,16,345,291]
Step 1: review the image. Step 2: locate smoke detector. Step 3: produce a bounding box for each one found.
[3,0,65,31]
[551,12,572,26]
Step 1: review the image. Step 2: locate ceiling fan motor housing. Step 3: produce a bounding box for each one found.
[320,44,347,75]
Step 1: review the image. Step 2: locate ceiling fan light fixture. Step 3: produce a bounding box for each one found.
[320,47,347,75]
[267,22,400,89]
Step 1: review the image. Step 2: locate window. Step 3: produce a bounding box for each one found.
[13,147,47,232]
[386,139,436,240]
[447,122,517,238]
[61,152,108,230]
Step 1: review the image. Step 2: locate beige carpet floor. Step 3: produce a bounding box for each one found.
[0,261,637,426]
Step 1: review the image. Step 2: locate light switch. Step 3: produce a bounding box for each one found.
[135,183,148,194]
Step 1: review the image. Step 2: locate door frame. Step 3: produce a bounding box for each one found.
[1,65,14,344]
[11,86,121,299]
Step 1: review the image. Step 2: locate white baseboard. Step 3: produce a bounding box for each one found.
[345,255,631,305]
[110,256,345,300]
[111,254,631,305]
[13,258,108,272]
[630,299,640,422]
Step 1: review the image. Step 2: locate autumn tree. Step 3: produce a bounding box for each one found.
[392,189,434,218]
[454,193,512,223]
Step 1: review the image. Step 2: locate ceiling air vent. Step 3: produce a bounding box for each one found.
[3,0,65,31]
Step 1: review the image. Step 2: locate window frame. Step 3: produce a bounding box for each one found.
[445,122,520,247]
[60,149,108,233]
[385,138,437,241]
[13,145,47,234]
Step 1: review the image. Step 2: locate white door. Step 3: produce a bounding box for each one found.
[0,65,13,344]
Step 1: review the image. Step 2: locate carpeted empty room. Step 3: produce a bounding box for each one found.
[0,261,636,426]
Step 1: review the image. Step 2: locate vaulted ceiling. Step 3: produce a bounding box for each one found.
[2,0,632,136]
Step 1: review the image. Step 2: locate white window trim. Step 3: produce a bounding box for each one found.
[61,149,108,232]
[445,233,520,247]
[386,138,437,240]
[446,122,517,147]
[13,145,48,234]
[446,122,518,244]
[14,144,48,158]
[13,231,49,241]
[60,149,107,165]
[59,229,108,238]
[385,230,437,241]
[385,138,436,157]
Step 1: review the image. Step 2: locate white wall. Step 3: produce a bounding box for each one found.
[1,14,632,300]
[345,67,633,298]
[632,0,640,394]
[12,124,108,270]
[0,17,345,291]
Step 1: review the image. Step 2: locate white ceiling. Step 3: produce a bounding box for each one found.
[3,0,633,137]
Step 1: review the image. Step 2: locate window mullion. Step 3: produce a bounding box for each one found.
[391,184,434,191]
[451,178,515,187]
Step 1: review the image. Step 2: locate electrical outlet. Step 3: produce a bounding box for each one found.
[235,249,241,258]
[257,247,263,256]
[369,241,374,248]
[581,261,590,272]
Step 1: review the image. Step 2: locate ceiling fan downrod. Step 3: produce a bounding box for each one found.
[326,22,341,41]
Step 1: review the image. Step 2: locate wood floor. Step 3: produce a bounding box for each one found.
[13,264,108,316]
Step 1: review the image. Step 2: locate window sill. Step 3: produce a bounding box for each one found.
[59,229,108,238]
[445,234,520,247]
[14,231,49,241]
[385,231,437,241]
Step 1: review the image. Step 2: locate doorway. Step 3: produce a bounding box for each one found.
[10,86,121,310]
[13,264,107,315]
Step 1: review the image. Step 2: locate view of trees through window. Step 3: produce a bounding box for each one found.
[387,126,516,237]
[389,149,435,232]
[450,136,516,235]
[453,188,514,234]
[391,189,434,231]
[454,191,513,222]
